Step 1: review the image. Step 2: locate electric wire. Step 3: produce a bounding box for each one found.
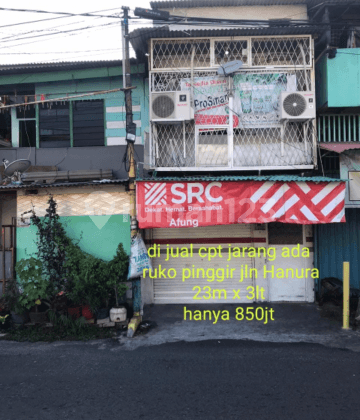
[0,21,120,50]
[0,6,344,172]
[0,7,122,19]
[0,12,356,60]
[0,7,122,31]
[0,48,122,55]
[0,7,122,42]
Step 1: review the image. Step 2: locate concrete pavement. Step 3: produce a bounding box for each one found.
[117,303,360,352]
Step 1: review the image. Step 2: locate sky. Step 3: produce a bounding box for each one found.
[0,0,153,65]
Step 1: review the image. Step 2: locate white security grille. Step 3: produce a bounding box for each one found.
[251,37,311,67]
[149,35,315,170]
[214,39,249,66]
[151,122,196,168]
[151,70,218,92]
[150,121,315,169]
[151,36,312,70]
[152,38,211,69]
[197,128,229,167]
[151,69,312,94]
[233,123,314,167]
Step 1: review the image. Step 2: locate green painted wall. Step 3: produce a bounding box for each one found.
[0,64,145,85]
[33,75,147,146]
[316,49,360,108]
[17,214,130,263]
[8,69,147,147]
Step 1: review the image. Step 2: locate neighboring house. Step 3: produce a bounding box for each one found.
[313,1,360,289]
[130,0,347,307]
[0,60,148,294]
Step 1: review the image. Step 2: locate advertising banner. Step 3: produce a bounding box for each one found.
[233,73,296,126]
[181,76,233,126]
[181,73,296,127]
[137,180,346,229]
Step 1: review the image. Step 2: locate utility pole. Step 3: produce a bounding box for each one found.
[121,6,142,338]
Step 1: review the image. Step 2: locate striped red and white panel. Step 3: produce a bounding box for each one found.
[144,183,167,206]
[137,180,346,228]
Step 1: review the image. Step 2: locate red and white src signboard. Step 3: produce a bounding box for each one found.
[136,180,346,229]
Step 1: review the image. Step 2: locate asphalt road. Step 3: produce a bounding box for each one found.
[0,339,359,420]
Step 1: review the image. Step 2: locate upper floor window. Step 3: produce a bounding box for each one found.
[73,100,104,147]
[39,103,70,148]
[150,36,312,70]
[38,100,104,148]
[17,107,36,148]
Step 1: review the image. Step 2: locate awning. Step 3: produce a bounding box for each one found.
[137,179,346,228]
[319,142,360,153]
[129,26,320,59]
[0,179,128,190]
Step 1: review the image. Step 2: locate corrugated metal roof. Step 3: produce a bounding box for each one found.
[0,59,141,76]
[319,142,360,154]
[137,175,344,182]
[0,179,128,190]
[130,25,320,57]
[151,0,307,8]
[150,0,343,8]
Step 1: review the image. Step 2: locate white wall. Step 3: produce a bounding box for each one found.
[161,5,308,20]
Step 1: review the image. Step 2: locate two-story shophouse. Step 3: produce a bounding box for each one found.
[0,60,148,295]
[130,0,347,307]
[313,0,360,291]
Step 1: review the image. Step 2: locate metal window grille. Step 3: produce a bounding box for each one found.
[151,120,315,169]
[151,70,218,92]
[151,121,195,168]
[149,35,315,170]
[214,39,249,66]
[196,128,229,167]
[151,36,312,70]
[251,37,311,67]
[233,122,314,168]
[317,115,360,143]
[152,38,211,70]
[151,69,312,93]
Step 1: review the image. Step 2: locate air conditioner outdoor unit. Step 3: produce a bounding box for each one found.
[151,91,194,121]
[280,91,316,121]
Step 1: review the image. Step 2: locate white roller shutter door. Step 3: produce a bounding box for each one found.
[150,224,255,304]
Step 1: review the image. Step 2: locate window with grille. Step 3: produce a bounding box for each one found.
[214,39,248,65]
[150,36,312,70]
[152,39,211,69]
[149,35,315,169]
[197,128,228,167]
[251,37,311,67]
[152,122,195,168]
